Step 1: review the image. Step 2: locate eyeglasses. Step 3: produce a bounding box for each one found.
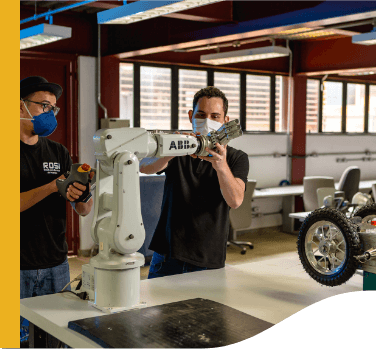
[22,99,60,116]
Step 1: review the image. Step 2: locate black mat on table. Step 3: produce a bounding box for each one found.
[68,298,273,348]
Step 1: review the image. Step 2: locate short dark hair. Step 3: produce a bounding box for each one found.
[192,86,228,116]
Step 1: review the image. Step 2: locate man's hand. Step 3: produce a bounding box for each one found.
[66,171,95,202]
[175,131,200,159]
[51,174,66,193]
[198,143,228,172]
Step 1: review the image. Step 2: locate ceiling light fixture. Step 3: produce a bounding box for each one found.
[339,70,376,76]
[352,25,376,45]
[20,23,72,50]
[277,27,316,35]
[97,0,224,25]
[200,46,290,65]
[278,28,357,40]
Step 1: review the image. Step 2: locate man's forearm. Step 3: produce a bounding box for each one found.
[216,164,244,209]
[21,181,56,212]
[139,156,174,174]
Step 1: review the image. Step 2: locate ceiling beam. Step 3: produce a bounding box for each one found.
[162,12,231,23]
[51,0,123,10]
[297,67,376,76]
[74,1,120,10]
[20,1,117,14]
[111,1,376,59]
[173,2,376,46]
[162,1,233,23]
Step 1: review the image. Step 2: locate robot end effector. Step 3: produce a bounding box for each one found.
[195,119,242,157]
[153,119,243,158]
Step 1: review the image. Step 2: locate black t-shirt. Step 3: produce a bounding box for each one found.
[149,146,249,269]
[20,137,72,270]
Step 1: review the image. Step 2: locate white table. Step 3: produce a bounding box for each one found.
[21,252,362,348]
[253,180,375,233]
[289,212,311,221]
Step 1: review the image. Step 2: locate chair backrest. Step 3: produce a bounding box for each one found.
[317,187,336,208]
[229,180,257,232]
[337,166,360,202]
[303,176,335,211]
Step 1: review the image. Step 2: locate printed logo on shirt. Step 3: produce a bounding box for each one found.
[43,162,60,174]
[169,140,190,150]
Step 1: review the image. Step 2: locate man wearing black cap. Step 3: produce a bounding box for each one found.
[20,76,93,346]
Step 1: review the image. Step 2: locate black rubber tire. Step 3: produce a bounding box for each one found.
[353,203,376,223]
[249,245,254,250]
[297,208,361,287]
[241,250,246,255]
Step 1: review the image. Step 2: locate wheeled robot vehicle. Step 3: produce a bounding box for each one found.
[297,203,376,287]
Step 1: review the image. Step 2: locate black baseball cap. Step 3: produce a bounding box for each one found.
[20,76,63,100]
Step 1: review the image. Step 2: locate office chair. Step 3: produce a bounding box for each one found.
[317,187,336,208]
[337,166,361,202]
[303,176,335,212]
[227,180,257,255]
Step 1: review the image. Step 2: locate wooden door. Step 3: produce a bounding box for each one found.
[21,51,79,255]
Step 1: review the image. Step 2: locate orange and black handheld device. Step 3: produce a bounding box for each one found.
[56,163,96,203]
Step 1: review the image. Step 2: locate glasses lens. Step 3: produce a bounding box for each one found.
[43,104,52,113]
[42,103,59,116]
[53,106,60,116]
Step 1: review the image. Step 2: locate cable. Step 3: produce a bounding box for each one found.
[98,24,108,119]
[76,279,82,291]
[60,274,82,292]
[59,290,88,300]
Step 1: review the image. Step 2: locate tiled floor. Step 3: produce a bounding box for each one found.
[68,226,298,283]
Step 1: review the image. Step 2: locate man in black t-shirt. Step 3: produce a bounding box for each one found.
[140,87,249,279]
[20,76,94,345]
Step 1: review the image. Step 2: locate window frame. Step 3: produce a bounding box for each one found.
[123,62,376,134]
[366,83,376,134]
[308,77,375,134]
[123,61,286,132]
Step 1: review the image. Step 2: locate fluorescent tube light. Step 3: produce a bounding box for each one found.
[20,23,72,50]
[277,27,315,35]
[278,28,357,40]
[352,28,376,45]
[339,70,376,76]
[200,46,290,65]
[97,0,224,24]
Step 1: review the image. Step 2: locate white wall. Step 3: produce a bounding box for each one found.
[230,134,289,230]
[77,56,97,251]
[306,134,376,181]
[230,133,289,188]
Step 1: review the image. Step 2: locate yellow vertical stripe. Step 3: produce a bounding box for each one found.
[1,1,20,347]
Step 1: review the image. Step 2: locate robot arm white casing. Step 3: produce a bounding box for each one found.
[91,128,199,256]
[83,121,242,312]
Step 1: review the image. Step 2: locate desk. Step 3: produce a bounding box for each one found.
[253,180,375,233]
[289,212,311,221]
[21,252,362,348]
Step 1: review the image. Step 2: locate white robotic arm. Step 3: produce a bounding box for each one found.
[81,120,242,313]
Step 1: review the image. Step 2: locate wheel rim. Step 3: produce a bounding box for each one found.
[361,214,376,225]
[304,220,347,276]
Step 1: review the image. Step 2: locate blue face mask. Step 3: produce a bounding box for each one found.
[21,101,58,137]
